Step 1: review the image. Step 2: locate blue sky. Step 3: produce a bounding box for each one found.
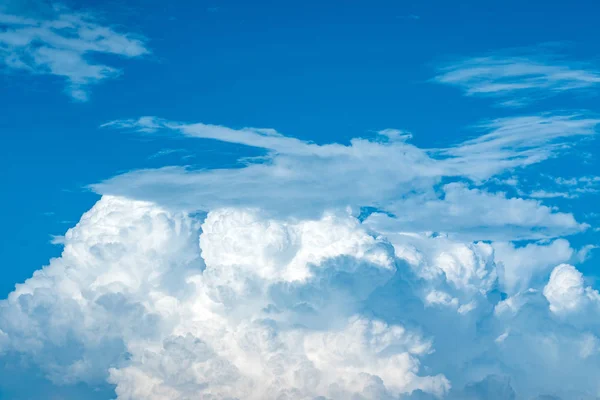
[1,0,600,399]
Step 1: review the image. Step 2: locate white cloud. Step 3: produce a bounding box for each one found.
[555,175,600,186]
[0,197,450,399]
[547,175,600,197]
[442,114,599,162]
[528,190,576,199]
[543,264,600,315]
[505,173,600,200]
[0,3,148,100]
[373,230,497,317]
[493,239,574,295]
[544,264,584,315]
[2,195,600,399]
[95,114,596,241]
[49,233,65,244]
[365,182,586,241]
[433,50,600,106]
[148,148,189,160]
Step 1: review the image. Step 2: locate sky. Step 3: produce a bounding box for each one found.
[0,0,599,399]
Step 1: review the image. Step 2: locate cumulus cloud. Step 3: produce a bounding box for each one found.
[433,49,600,106]
[0,2,148,100]
[543,264,600,315]
[493,239,575,295]
[1,194,600,399]
[0,197,448,399]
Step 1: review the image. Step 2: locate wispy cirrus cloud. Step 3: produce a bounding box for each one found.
[442,113,600,173]
[433,50,600,106]
[0,3,149,101]
[147,148,189,160]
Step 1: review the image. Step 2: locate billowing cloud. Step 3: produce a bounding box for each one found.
[2,195,599,399]
[493,239,575,295]
[543,264,600,315]
[0,2,148,100]
[0,197,448,399]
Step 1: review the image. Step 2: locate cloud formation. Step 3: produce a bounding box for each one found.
[1,30,599,398]
[1,195,599,399]
[0,2,148,100]
[0,197,449,399]
[433,51,600,106]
